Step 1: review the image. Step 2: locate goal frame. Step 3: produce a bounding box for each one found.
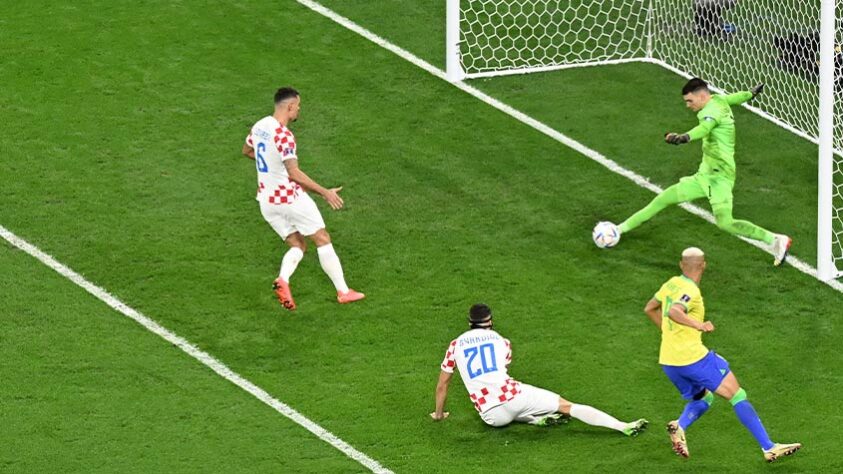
[445,0,840,280]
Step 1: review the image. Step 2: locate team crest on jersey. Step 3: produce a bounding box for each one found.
[680,294,691,303]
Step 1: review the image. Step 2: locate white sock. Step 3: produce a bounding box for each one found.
[278,247,304,282]
[569,404,627,432]
[316,243,349,293]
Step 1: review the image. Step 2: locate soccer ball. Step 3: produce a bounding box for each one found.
[592,221,620,249]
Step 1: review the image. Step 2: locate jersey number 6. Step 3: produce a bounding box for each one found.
[464,343,498,379]
[256,142,268,173]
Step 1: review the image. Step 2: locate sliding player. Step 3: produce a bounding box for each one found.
[431,304,648,437]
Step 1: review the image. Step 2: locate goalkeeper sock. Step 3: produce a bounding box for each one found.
[678,391,713,430]
[712,208,775,245]
[731,389,775,451]
[569,404,627,432]
[619,184,683,233]
[731,220,774,245]
[317,243,349,293]
[279,247,304,282]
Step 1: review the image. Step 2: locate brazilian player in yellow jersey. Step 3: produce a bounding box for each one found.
[617,78,792,267]
[643,247,800,463]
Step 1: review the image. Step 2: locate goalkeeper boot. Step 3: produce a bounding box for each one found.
[337,289,365,304]
[535,413,570,427]
[272,277,296,311]
[667,420,689,458]
[772,234,792,267]
[763,442,801,463]
[622,419,649,437]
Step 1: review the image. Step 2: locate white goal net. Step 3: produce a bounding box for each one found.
[447,0,843,279]
[456,0,650,77]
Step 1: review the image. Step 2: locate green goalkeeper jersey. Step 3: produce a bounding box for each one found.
[685,91,753,181]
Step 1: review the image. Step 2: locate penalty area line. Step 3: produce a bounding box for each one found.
[295,0,843,294]
[0,224,393,474]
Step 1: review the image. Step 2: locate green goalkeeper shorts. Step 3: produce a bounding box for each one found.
[675,173,734,210]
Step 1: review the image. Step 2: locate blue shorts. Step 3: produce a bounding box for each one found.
[661,351,730,400]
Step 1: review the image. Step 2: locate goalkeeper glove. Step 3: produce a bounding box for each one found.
[750,83,765,98]
[664,132,690,145]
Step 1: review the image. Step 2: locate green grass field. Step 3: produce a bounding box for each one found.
[3,1,842,472]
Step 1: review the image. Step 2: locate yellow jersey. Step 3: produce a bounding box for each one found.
[654,275,708,366]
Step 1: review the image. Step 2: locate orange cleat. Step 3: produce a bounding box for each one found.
[337,289,365,304]
[272,278,296,310]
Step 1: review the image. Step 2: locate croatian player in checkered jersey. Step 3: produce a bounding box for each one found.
[431,304,648,435]
[242,87,364,309]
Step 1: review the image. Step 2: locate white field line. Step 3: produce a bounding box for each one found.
[0,226,393,474]
[296,0,843,293]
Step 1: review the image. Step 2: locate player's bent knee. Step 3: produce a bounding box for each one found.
[308,228,332,246]
[285,234,307,252]
[712,207,735,230]
[557,396,572,415]
[693,390,714,405]
[729,388,748,406]
[714,217,734,231]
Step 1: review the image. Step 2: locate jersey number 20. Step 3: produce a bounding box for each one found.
[256,142,268,173]
[464,343,498,379]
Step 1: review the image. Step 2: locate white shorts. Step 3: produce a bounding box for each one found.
[259,193,326,239]
[479,383,560,427]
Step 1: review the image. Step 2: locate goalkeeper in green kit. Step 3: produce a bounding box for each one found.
[617,78,792,266]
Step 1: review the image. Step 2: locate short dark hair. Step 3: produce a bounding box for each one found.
[682,78,709,95]
[468,303,493,329]
[274,87,299,104]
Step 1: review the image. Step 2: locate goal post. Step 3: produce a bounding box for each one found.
[446,0,465,82]
[817,0,836,281]
[446,0,843,280]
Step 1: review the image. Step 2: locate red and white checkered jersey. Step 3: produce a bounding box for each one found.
[246,116,303,205]
[440,328,520,413]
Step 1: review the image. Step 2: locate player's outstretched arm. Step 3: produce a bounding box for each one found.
[284,159,344,210]
[667,304,714,332]
[643,298,663,328]
[724,84,761,106]
[430,371,453,421]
